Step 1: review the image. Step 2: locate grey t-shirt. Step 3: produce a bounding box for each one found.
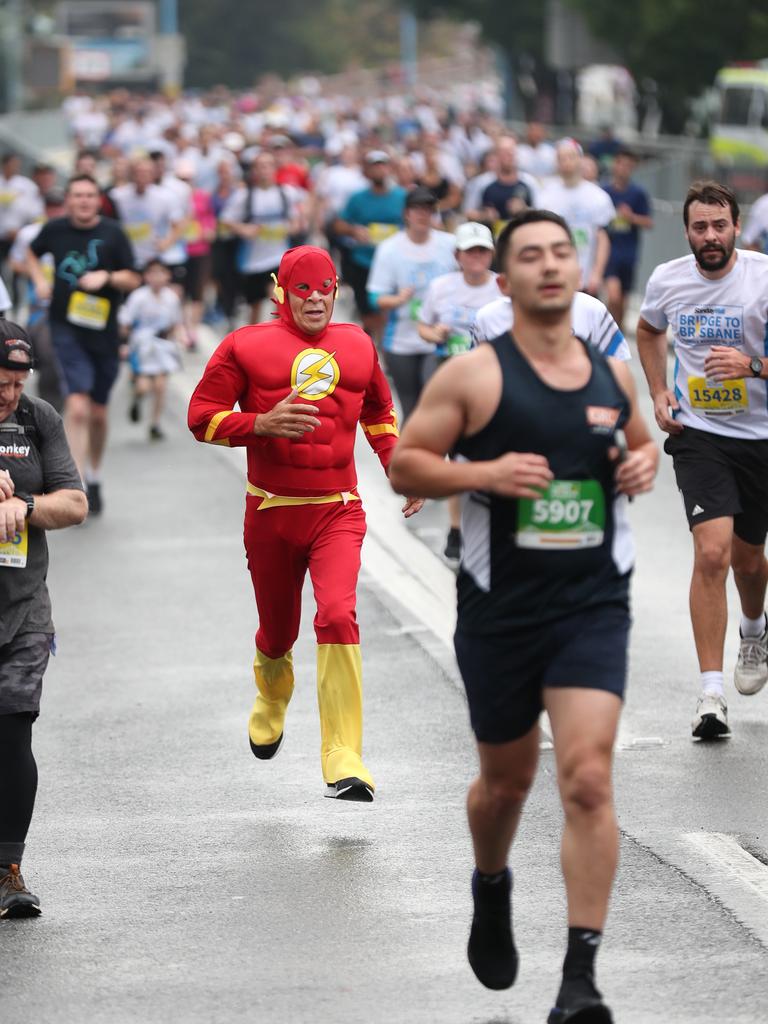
[0,395,84,646]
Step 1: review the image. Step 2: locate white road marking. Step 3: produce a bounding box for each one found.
[685,832,768,902]
[641,831,768,947]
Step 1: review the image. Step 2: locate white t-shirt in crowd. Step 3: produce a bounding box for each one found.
[367,229,458,355]
[0,174,42,238]
[639,250,768,439]
[118,284,182,335]
[538,178,616,285]
[0,274,10,314]
[111,183,181,269]
[517,141,557,180]
[419,270,501,356]
[221,184,303,274]
[473,292,630,361]
[315,164,368,217]
[740,194,768,253]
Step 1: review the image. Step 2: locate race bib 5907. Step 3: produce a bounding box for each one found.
[517,479,605,550]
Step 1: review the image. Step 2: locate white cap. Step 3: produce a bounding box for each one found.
[455,221,495,251]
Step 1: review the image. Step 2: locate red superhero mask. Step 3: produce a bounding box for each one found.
[271,246,338,329]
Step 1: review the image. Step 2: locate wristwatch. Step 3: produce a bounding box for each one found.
[749,356,764,378]
[15,492,35,519]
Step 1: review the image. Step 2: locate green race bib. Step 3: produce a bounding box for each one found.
[517,479,605,550]
[446,334,472,356]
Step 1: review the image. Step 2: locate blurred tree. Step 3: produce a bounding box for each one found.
[406,0,768,131]
[181,0,403,88]
[565,0,768,132]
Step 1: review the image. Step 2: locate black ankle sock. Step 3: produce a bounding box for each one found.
[475,868,509,886]
[556,927,602,1007]
[563,926,601,977]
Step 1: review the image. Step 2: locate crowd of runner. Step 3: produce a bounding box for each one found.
[3,86,768,1024]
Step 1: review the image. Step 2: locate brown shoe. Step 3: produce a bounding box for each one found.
[0,864,42,918]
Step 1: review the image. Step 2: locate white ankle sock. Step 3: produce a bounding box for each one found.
[701,671,724,698]
[740,612,767,638]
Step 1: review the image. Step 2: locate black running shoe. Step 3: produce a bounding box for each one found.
[467,868,518,989]
[129,396,141,423]
[249,732,284,760]
[0,865,42,919]
[548,975,613,1023]
[149,425,165,441]
[444,527,461,561]
[86,482,103,516]
[325,777,374,802]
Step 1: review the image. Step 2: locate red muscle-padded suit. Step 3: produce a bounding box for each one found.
[188,247,398,793]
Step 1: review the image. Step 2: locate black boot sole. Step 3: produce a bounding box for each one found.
[547,1003,613,1023]
[325,777,374,801]
[249,732,284,760]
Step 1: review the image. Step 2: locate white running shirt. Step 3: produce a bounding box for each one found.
[472,292,631,361]
[640,250,768,439]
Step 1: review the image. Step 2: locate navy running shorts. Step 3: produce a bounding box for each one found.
[50,321,120,405]
[454,604,630,744]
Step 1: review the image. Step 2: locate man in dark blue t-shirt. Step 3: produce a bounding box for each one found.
[602,148,652,333]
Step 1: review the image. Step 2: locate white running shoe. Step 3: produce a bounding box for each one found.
[734,627,768,695]
[692,692,730,740]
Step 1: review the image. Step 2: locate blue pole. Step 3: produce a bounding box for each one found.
[158,0,178,35]
[399,8,418,90]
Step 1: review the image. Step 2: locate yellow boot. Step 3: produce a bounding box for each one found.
[317,643,375,801]
[248,648,294,760]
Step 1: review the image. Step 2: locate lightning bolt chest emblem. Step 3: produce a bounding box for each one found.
[290,348,341,401]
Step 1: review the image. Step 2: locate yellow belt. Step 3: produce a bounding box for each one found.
[246,481,359,510]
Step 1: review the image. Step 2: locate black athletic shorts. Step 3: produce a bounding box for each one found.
[342,258,376,317]
[664,426,768,544]
[454,604,630,744]
[240,267,279,306]
[0,632,53,719]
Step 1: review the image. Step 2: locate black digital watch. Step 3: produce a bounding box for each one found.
[15,492,35,519]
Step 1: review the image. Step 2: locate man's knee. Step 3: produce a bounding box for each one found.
[559,752,612,815]
[731,541,768,579]
[65,393,90,424]
[693,535,731,579]
[477,768,536,813]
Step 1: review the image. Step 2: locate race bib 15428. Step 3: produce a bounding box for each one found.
[688,376,749,415]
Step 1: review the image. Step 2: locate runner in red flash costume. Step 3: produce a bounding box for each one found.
[188,246,422,800]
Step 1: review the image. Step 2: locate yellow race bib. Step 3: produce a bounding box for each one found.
[67,291,111,330]
[126,221,152,242]
[688,376,749,415]
[368,222,398,244]
[0,522,28,568]
[259,223,288,242]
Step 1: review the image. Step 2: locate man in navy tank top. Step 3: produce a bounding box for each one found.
[390,210,658,1023]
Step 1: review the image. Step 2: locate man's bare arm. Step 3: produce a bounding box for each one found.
[636,315,682,434]
[389,356,553,499]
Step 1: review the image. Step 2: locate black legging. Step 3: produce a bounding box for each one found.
[0,713,38,866]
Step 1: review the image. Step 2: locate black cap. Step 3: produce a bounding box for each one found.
[405,186,438,209]
[0,336,35,371]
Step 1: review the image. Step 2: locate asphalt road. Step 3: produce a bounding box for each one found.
[2,325,768,1024]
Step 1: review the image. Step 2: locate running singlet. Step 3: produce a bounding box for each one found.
[640,250,768,440]
[454,335,634,633]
